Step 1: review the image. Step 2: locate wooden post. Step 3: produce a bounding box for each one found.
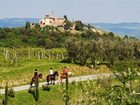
[62,54,64,59]
[5,49,8,61]
[49,54,51,60]
[15,51,17,64]
[38,51,40,60]
[35,77,39,102]
[41,52,44,59]
[65,75,69,105]
[3,82,8,105]
[28,49,31,60]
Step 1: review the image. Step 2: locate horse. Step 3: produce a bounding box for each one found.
[46,71,59,85]
[60,71,72,83]
[60,72,68,83]
[30,73,42,87]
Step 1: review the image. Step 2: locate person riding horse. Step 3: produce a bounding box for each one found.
[60,67,69,83]
[34,69,38,77]
[30,70,42,87]
[46,71,59,85]
[49,68,54,79]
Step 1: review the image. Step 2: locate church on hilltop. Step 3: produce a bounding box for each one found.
[39,15,65,28]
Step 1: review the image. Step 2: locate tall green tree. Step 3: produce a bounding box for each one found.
[25,21,31,29]
[75,20,84,31]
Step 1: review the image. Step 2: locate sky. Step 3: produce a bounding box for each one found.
[0,0,140,23]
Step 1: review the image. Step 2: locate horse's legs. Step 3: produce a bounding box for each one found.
[60,76,63,83]
[46,76,49,85]
[30,81,33,87]
[53,79,55,85]
[47,81,49,85]
[47,80,49,85]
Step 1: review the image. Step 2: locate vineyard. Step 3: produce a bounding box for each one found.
[0,47,111,88]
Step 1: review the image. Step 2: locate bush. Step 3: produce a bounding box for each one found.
[28,87,36,94]
[8,88,15,97]
[61,58,71,63]
[42,85,50,91]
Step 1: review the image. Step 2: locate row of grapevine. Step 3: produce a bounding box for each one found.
[2,47,67,64]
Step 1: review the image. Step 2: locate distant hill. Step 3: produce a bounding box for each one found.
[0,18,140,38]
[92,23,140,38]
[0,18,39,28]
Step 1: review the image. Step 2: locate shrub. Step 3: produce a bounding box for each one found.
[42,85,50,91]
[8,88,15,97]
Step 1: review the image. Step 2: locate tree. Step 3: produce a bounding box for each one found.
[116,39,134,60]
[102,39,118,67]
[75,20,84,31]
[89,40,102,67]
[3,83,8,105]
[64,20,73,30]
[124,35,128,39]
[25,21,31,29]
[38,38,46,47]
[64,15,68,20]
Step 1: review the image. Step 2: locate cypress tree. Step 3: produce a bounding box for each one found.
[34,77,39,102]
[3,82,8,105]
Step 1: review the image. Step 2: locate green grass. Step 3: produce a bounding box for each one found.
[0,85,64,105]
[0,47,111,88]
[1,78,140,105]
[0,58,75,87]
[0,83,79,105]
[0,58,111,88]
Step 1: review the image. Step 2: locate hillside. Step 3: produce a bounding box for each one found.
[93,23,140,38]
[1,18,140,38]
[0,19,140,105]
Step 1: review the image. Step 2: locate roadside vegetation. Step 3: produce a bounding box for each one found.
[0,65,140,105]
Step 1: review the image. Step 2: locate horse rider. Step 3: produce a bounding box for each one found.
[49,68,54,78]
[34,69,38,77]
[62,67,69,77]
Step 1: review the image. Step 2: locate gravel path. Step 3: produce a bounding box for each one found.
[0,73,113,94]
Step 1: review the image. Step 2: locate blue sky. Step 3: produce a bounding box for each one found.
[0,0,140,23]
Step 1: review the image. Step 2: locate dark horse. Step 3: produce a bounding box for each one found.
[46,71,59,85]
[30,73,42,87]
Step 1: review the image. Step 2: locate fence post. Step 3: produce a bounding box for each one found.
[3,82,8,105]
[65,75,69,105]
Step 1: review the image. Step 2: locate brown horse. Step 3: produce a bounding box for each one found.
[30,73,42,87]
[46,71,59,85]
[60,72,68,83]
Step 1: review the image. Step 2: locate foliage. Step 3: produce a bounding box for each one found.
[42,85,50,91]
[70,65,140,104]
[64,20,73,30]
[25,21,31,29]
[66,35,140,67]
[8,88,15,98]
[75,20,84,31]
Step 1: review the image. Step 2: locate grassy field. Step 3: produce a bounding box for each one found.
[0,58,110,88]
[0,47,111,88]
[0,82,81,105]
[0,77,140,105]
[0,85,64,105]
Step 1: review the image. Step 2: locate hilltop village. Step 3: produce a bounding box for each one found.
[39,15,65,28]
[29,14,103,34]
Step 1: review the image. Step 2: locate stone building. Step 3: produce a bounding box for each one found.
[39,15,65,27]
